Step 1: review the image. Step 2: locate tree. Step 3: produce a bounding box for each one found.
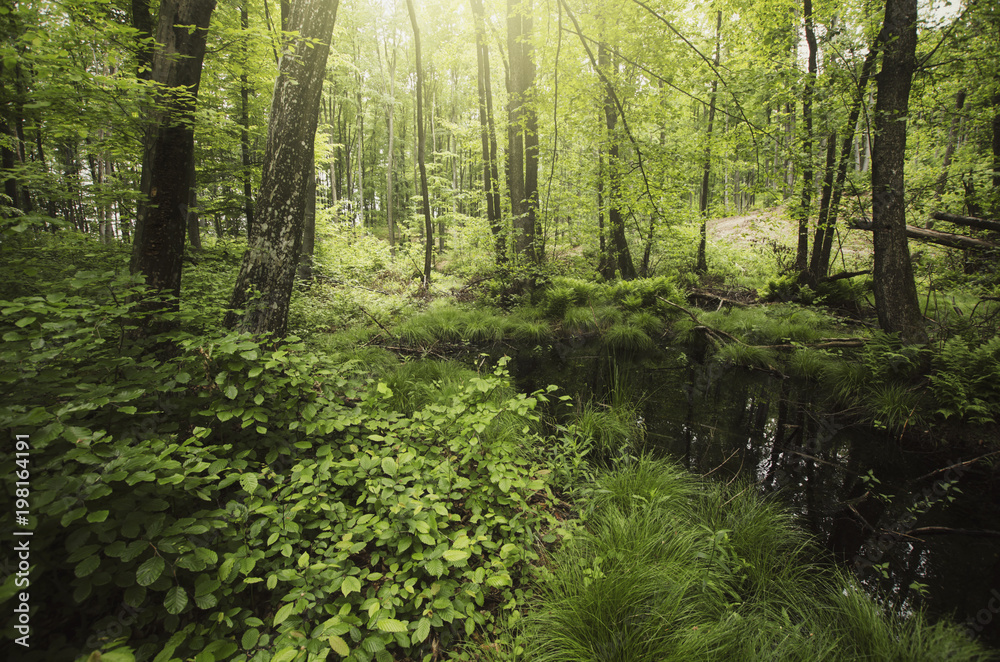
[696,10,721,275]
[406,0,433,285]
[470,0,504,264]
[507,0,538,262]
[225,0,340,336]
[871,0,927,344]
[794,0,817,274]
[129,0,217,306]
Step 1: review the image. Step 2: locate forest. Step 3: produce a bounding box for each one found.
[3,0,1000,659]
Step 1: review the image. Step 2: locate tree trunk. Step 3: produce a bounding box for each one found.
[130,0,155,80]
[130,0,216,308]
[225,0,339,336]
[471,0,504,264]
[297,167,316,280]
[934,89,967,202]
[600,43,636,280]
[853,220,1000,251]
[795,0,817,273]
[696,10,721,274]
[385,41,397,255]
[240,4,255,241]
[508,0,537,262]
[871,0,927,344]
[186,155,201,250]
[406,0,433,285]
[810,45,877,278]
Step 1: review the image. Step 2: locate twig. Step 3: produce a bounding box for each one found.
[914,451,1000,483]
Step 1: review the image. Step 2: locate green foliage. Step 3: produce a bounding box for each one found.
[0,269,562,661]
[601,324,654,356]
[714,342,778,370]
[506,458,988,662]
[928,336,1000,424]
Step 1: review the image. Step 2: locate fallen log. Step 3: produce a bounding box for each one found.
[930,211,1000,233]
[852,220,1000,251]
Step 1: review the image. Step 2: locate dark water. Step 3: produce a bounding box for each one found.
[510,341,1000,649]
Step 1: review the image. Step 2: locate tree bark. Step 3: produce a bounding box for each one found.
[406,0,433,285]
[871,0,927,344]
[809,45,878,278]
[853,220,1000,251]
[297,167,316,280]
[385,40,397,255]
[129,0,216,307]
[929,211,1000,233]
[225,0,339,336]
[934,89,967,202]
[696,11,721,274]
[600,43,636,280]
[470,0,505,264]
[507,0,537,262]
[795,0,817,273]
[240,4,255,241]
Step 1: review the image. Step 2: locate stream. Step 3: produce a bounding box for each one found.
[508,339,1000,649]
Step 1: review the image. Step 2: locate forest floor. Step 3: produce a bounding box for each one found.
[707,205,875,270]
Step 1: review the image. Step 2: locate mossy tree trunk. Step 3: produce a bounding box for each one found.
[130,0,216,308]
[871,0,927,344]
[225,0,339,336]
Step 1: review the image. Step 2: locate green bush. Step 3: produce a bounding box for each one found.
[0,272,562,662]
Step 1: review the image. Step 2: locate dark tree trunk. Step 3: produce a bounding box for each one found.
[871,0,927,344]
[795,0,817,273]
[225,0,339,336]
[129,0,216,307]
[809,45,877,278]
[240,4,255,241]
[934,89,967,201]
[696,10,721,275]
[508,0,537,262]
[186,156,201,250]
[406,0,433,285]
[600,43,636,280]
[130,0,155,80]
[297,167,316,280]
[471,0,505,264]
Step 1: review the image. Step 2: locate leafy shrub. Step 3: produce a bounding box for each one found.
[0,272,562,661]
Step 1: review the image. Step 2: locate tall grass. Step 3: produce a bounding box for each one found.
[504,458,989,662]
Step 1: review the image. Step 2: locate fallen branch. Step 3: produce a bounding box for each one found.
[913,450,1000,483]
[853,220,1000,251]
[930,211,1000,233]
[821,269,871,283]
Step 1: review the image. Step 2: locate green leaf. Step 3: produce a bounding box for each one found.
[225,384,238,399]
[381,456,398,476]
[443,549,470,563]
[328,635,350,656]
[240,473,258,494]
[137,556,165,586]
[273,602,295,627]
[242,628,260,650]
[376,618,407,633]
[411,617,431,644]
[341,575,362,597]
[87,510,109,523]
[164,586,188,614]
[75,554,100,578]
[271,647,299,662]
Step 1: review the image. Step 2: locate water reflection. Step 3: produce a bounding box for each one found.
[512,344,1000,649]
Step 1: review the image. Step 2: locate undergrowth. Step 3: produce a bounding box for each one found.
[479,458,989,661]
